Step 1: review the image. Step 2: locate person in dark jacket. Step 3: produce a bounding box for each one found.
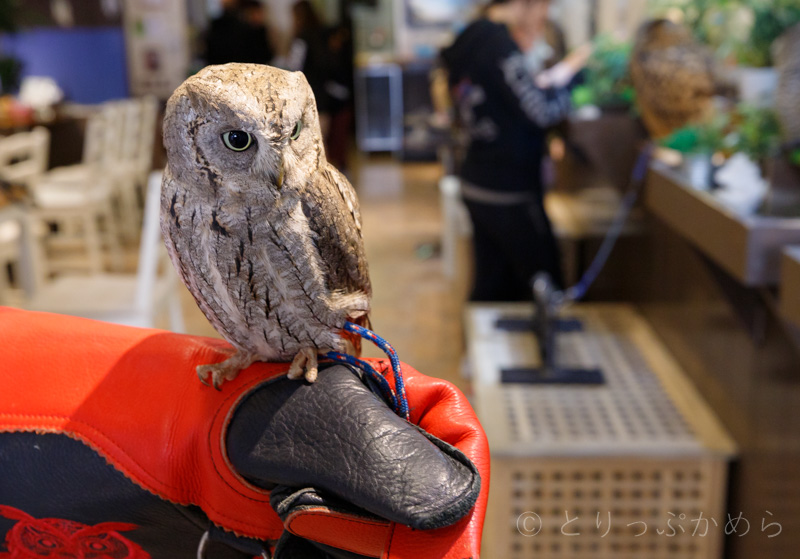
[441,0,586,301]
[205,0,274,66]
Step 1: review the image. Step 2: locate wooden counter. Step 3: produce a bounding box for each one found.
[645,161,800,286]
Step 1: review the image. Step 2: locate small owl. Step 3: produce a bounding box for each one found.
[774,23,800,146]
[630,19,717,139]
[161,63,371,388]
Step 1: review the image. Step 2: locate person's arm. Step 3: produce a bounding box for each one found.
[535,43,592,88]
[485,30,580,129]
[493,45,572,129]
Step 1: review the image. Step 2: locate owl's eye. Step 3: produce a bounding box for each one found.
[290,120,303,141]
[222,130,253,151]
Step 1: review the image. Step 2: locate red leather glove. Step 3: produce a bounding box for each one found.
[0,308,489,558]
[224,359,490,558]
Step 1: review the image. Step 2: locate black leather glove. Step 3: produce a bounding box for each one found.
[224,363,481,558]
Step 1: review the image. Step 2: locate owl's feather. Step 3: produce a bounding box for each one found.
[774,23,800,145]
[161,63,371,385]
[631,19,716,139]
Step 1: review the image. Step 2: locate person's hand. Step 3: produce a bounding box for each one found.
[225,362,487,558]
[536,43,592,88]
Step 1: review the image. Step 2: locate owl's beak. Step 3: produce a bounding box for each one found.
[277,162,285,189]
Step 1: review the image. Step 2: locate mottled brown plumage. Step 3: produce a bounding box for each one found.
[774,23,800,146]
[161,63,370,387]
[630,19,717,139]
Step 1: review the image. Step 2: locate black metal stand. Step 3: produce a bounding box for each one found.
[500,366,604,384]
[496,273,605,385]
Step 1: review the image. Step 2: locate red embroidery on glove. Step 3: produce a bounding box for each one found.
[0,506,150,558]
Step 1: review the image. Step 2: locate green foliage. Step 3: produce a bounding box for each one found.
[0,56,21,94]
[790,147,800,167]
[659,112,733,154]
[648,0,739,45]
[570,34,635,109]
[732,104,782,160]
[0,1,20,94]
[0,0,17,33]
[648,0,800,66]
[735,3,800,66]
[660,103,783,161]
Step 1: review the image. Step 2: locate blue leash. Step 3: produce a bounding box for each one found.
[564,142,654,303]
[325,322,410,420]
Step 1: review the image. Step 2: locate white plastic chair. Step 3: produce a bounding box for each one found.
[38,97,158,247]
[0,126,50,186]
[21,171,185,332]
[0,127,50,296]
[29,104,124,273]
[439,175,472,279]
[113,96,158,241]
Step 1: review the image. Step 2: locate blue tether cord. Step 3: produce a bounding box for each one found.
[564,142,654,303]
[325,322,411,421]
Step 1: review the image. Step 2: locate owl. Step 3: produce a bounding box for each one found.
[161,63,371,388]
[630,19,717,139]
[0,505,149,558]
[774,22,800,146]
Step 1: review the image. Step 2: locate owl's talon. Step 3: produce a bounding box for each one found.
[198,372,211,388]
[288,348,319,383]
[196,351,257,389]
[304,364,318,383]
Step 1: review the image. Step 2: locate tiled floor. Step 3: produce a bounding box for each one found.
[178,153,472,393]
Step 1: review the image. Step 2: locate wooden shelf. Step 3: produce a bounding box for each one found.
[781,246,800,327]
[645,162,800,286]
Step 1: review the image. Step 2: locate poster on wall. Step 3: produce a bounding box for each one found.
[123,0,190,99]
[404,0,476,29]
[394,0,480,59]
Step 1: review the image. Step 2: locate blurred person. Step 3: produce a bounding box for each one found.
[205,0,274,66]
[287,0,332,135]
[241,0,276,64]
[515,14,569,75]
[286,1,355,171]
[322,21,356,172]
[441,0,587,301]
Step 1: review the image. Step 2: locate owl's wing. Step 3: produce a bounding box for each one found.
[305,163,371,301]
[160,171,242,344]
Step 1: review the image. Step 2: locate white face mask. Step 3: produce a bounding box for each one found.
[522,38,555,74]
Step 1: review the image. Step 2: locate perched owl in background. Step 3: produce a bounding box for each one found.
[774,23,800,147]
[630,19,717,139]
[161,63,371,388]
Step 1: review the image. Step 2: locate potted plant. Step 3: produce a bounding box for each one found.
[561,35,646,191]
[649,0,800,105]
[660,112,732,188]
[731,104,781,166]
[732,104,800,215]
[570,34,635,112]
[734,2,800,106]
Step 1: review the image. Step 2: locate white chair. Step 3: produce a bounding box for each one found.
[21,171,185,332]
[0,126,50,186]
[112,96,158,241]
[0,127,50,296]
[36,97,159,251]
[0,223,18,302]
[29,104,124,273]
[439,175,472,279]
